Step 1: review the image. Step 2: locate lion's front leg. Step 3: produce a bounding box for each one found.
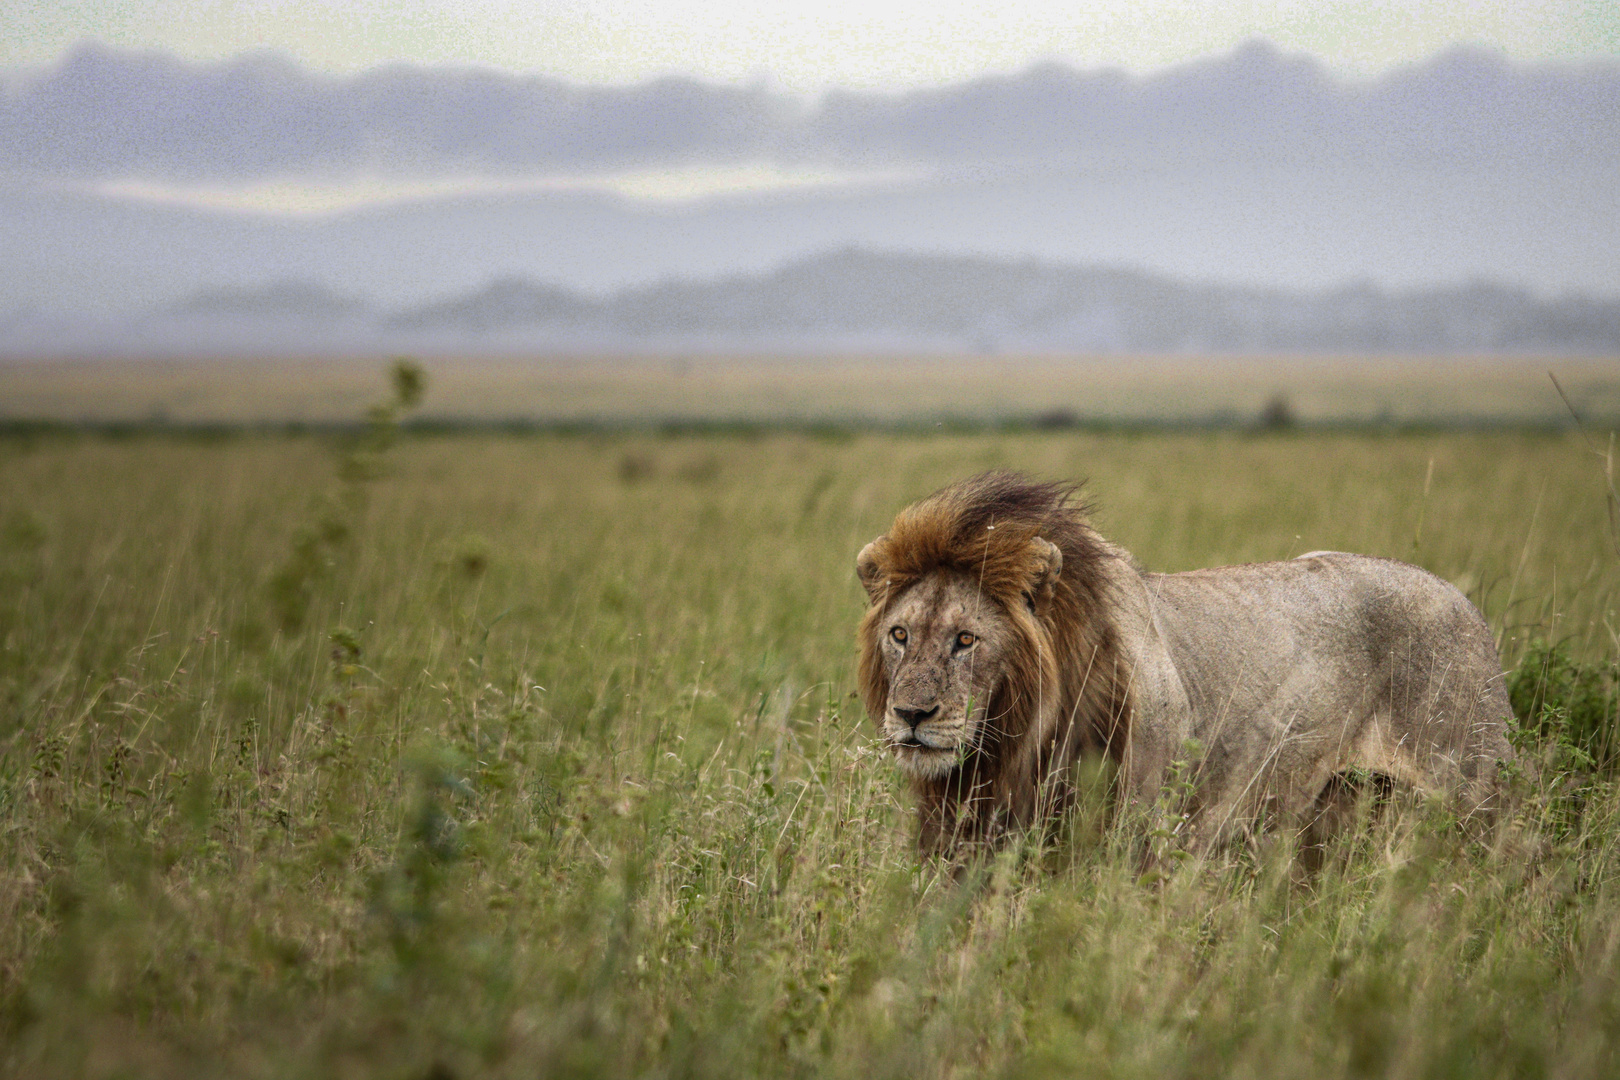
[1116,709,1219,870]
[1117,734,1169,812]
[1113,643,1197,836]
[1114,723,1178,875]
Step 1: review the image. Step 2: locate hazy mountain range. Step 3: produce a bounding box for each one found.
[5,249,1615,357]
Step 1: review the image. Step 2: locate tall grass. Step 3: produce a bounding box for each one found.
[0,422,1617,1077]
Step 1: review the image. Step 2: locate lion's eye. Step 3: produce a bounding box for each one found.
[956,631,976,649]
[890,626,908,645]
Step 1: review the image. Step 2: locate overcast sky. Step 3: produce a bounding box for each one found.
[4,1,1619,210]
[3,2,1618,310]
[6,0,1619,91]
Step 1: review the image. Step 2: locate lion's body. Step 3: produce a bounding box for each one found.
[855,472,1514,857]
[1121,552,1513,848]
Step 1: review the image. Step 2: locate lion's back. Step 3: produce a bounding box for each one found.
[1146,551,1499,680]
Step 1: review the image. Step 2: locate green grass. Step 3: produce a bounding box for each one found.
[1,422,1618,1078]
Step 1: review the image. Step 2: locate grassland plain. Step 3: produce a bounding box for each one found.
[2,354,1617,428]
[1,420,1618,1078]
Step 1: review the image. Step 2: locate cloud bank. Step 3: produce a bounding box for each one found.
[4,40,1618,183]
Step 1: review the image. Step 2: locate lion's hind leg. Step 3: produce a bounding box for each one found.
[1299,770,1397,874]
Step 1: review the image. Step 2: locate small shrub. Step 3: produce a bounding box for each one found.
[1509,640,1620,770]
[617,452,656,483]
[1031,408,1079,430]
[1258,392,1297,430]
[266,360,426,631]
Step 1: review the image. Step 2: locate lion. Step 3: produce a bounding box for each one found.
[855,470,1516,859]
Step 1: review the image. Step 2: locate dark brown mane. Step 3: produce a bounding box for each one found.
[857,470,1135,856]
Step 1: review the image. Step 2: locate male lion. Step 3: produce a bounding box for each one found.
[855,471,1515,858]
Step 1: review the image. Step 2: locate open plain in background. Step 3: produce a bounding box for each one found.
[1,353,1617,428]
[2,357,1619,1078]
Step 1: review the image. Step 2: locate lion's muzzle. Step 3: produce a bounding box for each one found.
[885,699,967,779]
[888,699,952,747]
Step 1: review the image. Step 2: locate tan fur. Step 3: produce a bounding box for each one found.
[856,471,1516,858]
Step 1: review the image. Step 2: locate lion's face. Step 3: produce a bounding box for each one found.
[868,572,1017,780]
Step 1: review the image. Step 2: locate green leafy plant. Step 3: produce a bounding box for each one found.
[267,358,427,631]
[1509,639,1620,771]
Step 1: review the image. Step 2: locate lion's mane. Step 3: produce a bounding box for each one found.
[856,471,1134,854]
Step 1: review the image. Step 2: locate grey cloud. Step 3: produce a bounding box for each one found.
[2,39,1618,181]
[0,43,793,179]
[807,42,1620,171]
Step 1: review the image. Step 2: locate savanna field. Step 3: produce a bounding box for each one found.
[3,362,1620,1078]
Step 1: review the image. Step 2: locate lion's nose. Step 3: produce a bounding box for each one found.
[894,704,940,729]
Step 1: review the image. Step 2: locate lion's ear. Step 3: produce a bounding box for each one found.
[856,537,888,602]
[1030,536,1063,592]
